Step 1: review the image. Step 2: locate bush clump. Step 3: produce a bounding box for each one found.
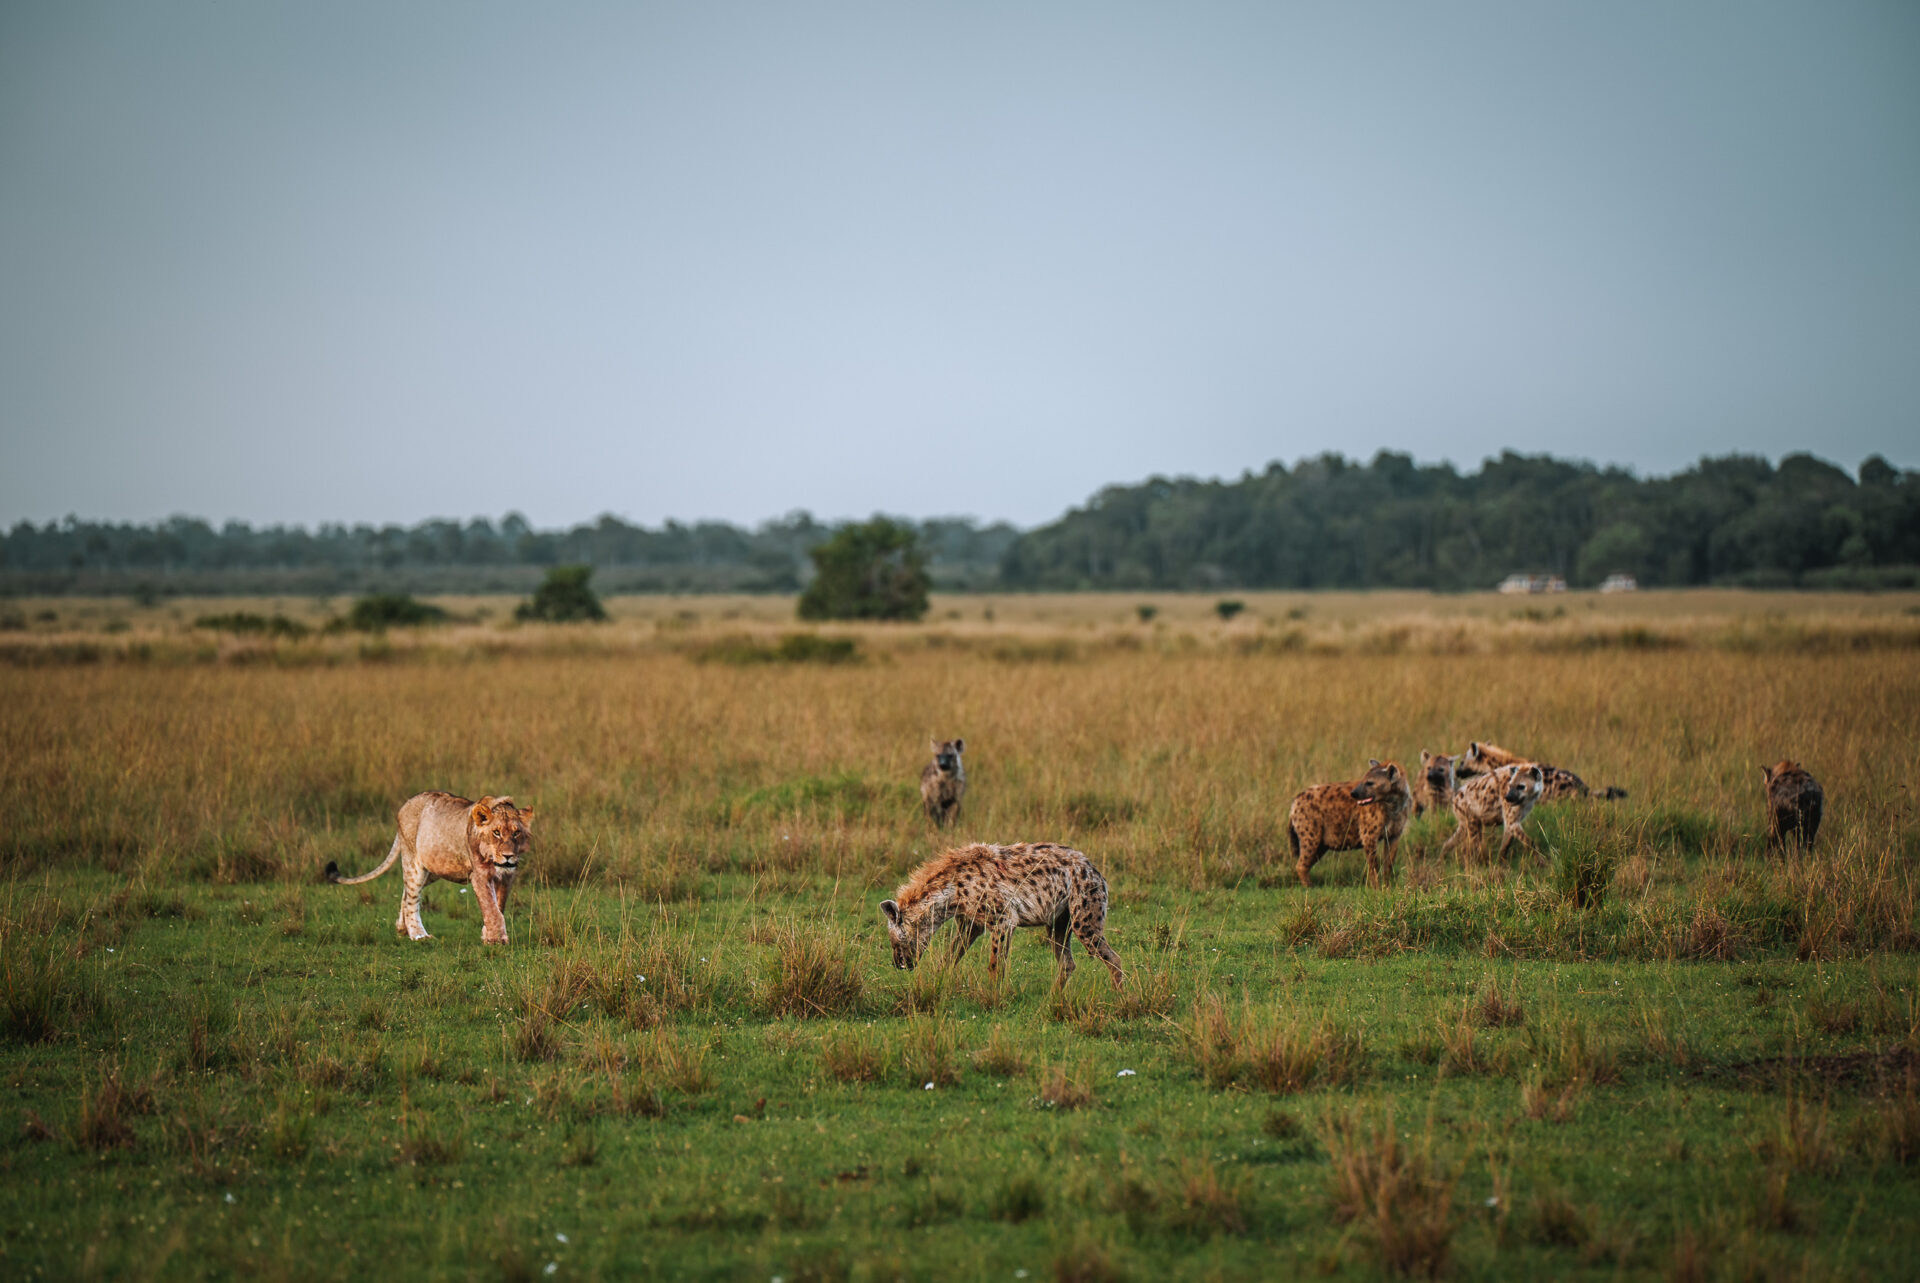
[345,594,448,631]
[193,612,310,639]
[516,565,607,623]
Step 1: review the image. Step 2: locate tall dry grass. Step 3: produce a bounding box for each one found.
[3,597,1916,955]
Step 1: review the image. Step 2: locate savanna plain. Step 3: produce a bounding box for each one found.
[4,591,1920,1281]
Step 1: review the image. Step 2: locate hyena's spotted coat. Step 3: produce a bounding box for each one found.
[1415,750,1457,817]
[920,738,966,827]
[1442,763,1545,863]
[1457,741,1626,802]
[1287,760,1414,888]
[1762,760,1823,851]
[879,842,1123,989]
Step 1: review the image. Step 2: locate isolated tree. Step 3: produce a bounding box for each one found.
[517,565,608,622]
[797,519,930,621]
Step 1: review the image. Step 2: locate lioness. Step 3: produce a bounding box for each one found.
[325,792,534,944]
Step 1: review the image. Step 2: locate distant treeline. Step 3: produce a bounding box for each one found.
[7,450,1917,596]
[0,512,1018,597]
[998,451,1920,591]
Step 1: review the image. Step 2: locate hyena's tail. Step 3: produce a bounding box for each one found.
[1598,786,1628,801]
[325,835,402,885]
[1286,818,1301,863]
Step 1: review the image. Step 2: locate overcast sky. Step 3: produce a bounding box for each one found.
[3,2,1916,531]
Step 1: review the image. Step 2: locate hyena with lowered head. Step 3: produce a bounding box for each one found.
[920,738,966,827]
[1287,760,1414,888]
[1414,750,1458,817]
[879,842,1124,989]
[1442,763,1545,863]
[1762,760,1823,851]
[1456,741,1626,802]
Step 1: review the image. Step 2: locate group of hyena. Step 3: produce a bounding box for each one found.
[1287,744,1825,890]
[335,732,1824,997]
[879,735,1825,992]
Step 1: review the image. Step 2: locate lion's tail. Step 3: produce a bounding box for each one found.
[325,835,403,886]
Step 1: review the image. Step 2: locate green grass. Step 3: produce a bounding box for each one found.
[3,871,1917,1281]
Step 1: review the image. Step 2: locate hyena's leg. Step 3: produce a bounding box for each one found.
[1441,818,1476,863]
[472,868,507,944]
[1046,907,1076,987]
[1376,833,1401,885]
[399,856,433,941]
[1071,891,1124,989]
[947,920,985,964]
[1293,832,1324,888]
[986,925,1015,982]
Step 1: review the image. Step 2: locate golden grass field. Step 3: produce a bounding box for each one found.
[3,590,1920,1279]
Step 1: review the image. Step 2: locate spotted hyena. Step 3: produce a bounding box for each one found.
[1442,763,1545,863]
[1287,760,1414,888]
[1762,760,1823,851]
[920,738,967,827]
[1457,741,1625,802]
[1415,750,1458,817]
[878,842,1123,989]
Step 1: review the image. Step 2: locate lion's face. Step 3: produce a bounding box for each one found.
[469,796,535,871]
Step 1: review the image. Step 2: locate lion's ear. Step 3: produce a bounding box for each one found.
[471,803,492,826]
[519,808,535,829]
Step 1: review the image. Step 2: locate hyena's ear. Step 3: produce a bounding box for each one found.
[880,900,900,926]
[471,803,492,826]
[1469,742,1481,756]
[1420,750,1432,766]
[953,739,964,754]
[930,738,942,754]
[1368,758,1381,769]
[1761,764,1774,783]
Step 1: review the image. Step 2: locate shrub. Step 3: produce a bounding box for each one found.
[1037,1063,1095,1111]
[694,634,860,665]
[797,519,930,622]
[760,924,865,1018]
[1215,600,1246,621]
[821,1029,888,1083]
[193,612,310,639]
[345,593,447,631]
[1324,1106,1456,1278]
[515,565,607,623]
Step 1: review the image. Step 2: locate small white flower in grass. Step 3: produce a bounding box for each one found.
[1117,1069,1137,1077]
[924,1082,936,1091]
[224,1193,236,1204]
[543,1264,558,1277]
[460,888,469,894]
[1016,1272,1029,1279]
[1485,1196,1500,1208]
[555,1233,569,1243]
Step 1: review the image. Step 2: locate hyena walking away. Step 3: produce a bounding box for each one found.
[1763,761,1823,850]
[1457,741,1626,802]
[920,738,967,827]
[1414,750,1458,817]
[1442,764,1544,863]
[1287,760,1414,888]
[879,843,1124,989]
[326,792,534,944]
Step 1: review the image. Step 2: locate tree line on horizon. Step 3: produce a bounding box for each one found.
[1000,450,1920,591]
[3,450,1916,596]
